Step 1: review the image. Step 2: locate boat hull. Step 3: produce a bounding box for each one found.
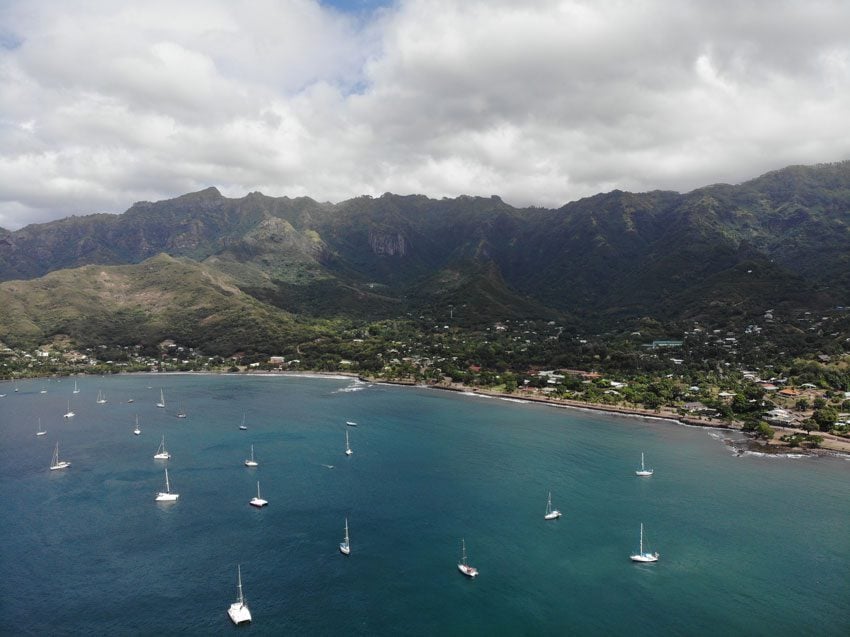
[153,453,170,460]
[249,498,268,507]
[458,563,478,577]
[339,543,350,555]
[635,470,653,477]
[544,511,562,520]
[630,553,659,563]
[155,492,179,501]
[228,603,252,625]
[244,460,258,467]
[50,462,71,471]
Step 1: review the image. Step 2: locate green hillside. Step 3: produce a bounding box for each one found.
[0,254,315,354]
[1,161,848,351]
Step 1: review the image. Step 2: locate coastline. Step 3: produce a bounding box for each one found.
[7,369,848,457]
[359,376,850,458]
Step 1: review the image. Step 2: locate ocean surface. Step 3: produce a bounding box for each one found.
[1,374,848,636]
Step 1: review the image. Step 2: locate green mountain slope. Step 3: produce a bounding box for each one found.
[0,254,310,354]
[1,161,848,343]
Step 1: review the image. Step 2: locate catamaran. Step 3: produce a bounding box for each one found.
[635,452,653,476]
[227,565,252,625]
[544,491,562,520]
[344,430,353,456]
[339,518,351,555]
[629,523,659,563]
[249,481,268,507]
[36,418,47,436]
[50,442,71,471]
[244,445,258,467]
[457,538,478,577]
[63,400,75,419]
[153,435,171,460]
[156,388,166,408]
[133,415,141,436]
[155,467,179,501]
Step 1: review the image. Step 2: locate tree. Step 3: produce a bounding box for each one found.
[812,407,838,432]
[755,421,775,440]
[795,398,810,411]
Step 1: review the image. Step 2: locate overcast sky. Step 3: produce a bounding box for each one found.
[1,0,849,229]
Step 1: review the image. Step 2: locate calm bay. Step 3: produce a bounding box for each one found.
[1,374,848,635]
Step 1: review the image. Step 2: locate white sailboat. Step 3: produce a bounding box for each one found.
[73,380,80,394]
[153,435,171,460]
[346,420,358,427]
[239,413,247,430]
[96,389,107,404]
[63,400,75,419]
[344,429,353,456]
[227,565,252,625]
[629,523,659,563]
[249,481,268,507]
[544,491,562,520]
[40,387,47,394]
[457,538,478,578]
[133,415,141,436]
[244,445,258,467]
[36,418,47,436]
[156,388,166,408]
[635,452,654,477]
[155,467,179,501]
[49,442,71,470]
[339,518,351,555]
[176,403,187,419]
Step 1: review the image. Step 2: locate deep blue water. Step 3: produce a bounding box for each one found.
[1,374,848,636]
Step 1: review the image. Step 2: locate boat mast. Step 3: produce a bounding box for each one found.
[236,565,245,605]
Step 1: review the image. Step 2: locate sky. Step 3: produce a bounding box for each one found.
[1,0,849,230]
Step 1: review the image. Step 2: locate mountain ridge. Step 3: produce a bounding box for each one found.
[1,160,848,352]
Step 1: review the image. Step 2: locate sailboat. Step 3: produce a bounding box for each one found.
[49,442,71,470]
[176,403,187,419]
[63,400,75,419]
[344,430,353,456]
[346,420,358,427]
[96,390,107,404]
[156,388,166,408]
[339,518,351,555]
[249,481,268,507]
[629,523,659,563]
[227,565,252,625]
[239,413,247,430]
[73,379,80,394]
[635,452,654,477]
[155,467,179,501]
[544,491,562,520]
[40,387,47,394]
[36,418,47,436]
[153,435,171,460]
[133,415,141,436]
[457,538,478,578]
[244,445,258,467]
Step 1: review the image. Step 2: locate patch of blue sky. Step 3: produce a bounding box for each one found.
[320,0,395,16]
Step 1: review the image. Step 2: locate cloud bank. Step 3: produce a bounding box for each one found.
[1,0,849,228]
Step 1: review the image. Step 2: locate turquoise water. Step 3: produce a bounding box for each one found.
[1,374,848,636]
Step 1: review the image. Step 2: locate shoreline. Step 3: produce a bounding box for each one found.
[6,369,848,458]
[359,377,850,458]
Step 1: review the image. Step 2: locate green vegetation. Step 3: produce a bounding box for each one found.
[2,162,850,454]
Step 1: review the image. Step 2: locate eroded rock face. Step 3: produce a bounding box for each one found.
[368,230,407,257]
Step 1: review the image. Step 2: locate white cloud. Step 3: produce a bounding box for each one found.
[1,0,849,229]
